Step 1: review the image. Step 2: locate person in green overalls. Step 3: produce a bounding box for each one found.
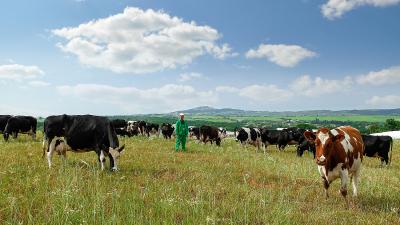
[175,113,189,152]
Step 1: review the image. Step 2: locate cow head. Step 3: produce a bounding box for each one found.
[218,128,227,139]
[109,145,125,171]
[3,132,9,141]
[304,128,344,165]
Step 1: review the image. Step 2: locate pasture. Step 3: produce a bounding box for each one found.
[0,133,399,224]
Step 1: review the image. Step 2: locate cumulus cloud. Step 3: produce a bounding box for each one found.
[357,66,400,85]
[366,95,400,107]
[52,7,236,74]
[56,83,218,113]
[178,72,205,82]
[0,64,44,81]
[28,80,51,87]
[322,0,400,20]
[290,75,353,96]
[216,85,291,102]
[245,43,316,67]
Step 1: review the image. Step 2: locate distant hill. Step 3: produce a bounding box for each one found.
[168,106,400,117]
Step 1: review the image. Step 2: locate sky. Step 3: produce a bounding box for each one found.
[0,0,400,116]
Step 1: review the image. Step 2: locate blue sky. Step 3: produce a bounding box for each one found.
[0,0,400,116]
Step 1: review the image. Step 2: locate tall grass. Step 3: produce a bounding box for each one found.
[0,133,399,224]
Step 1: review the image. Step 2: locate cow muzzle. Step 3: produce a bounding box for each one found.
[316,156,326,165]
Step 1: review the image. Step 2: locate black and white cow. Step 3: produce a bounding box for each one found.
[44,115,125,171]
[296,140,316,158]
[3,116,37,141]
[199,125,226,146]
[260,129,281,148]
[236,127,265,154]
[362,135,393,165]
[127,121,140,136]
[145,123,160,137]
[160,123,174,139]
[189,126,200,140]
[137,120,147,136]
[111,119,130,137]
[0,115,12,133]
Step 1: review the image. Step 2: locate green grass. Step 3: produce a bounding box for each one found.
[0,133,399,224]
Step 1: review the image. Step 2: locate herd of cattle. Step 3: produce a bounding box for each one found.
[0,114,396,207]
[0,114,394,168]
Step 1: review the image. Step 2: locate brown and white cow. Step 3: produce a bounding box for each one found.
[304,126,364,208]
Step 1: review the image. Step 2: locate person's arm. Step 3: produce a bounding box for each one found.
[184,122,189,136]
[175,121,181,136]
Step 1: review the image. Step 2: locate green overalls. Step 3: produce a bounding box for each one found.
[175,120,189,151]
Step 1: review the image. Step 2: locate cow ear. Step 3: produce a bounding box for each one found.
[118,145,125,152]
[304,131,316,142]
[333,133,344,142]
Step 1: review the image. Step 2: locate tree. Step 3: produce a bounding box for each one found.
[384,119,400,131]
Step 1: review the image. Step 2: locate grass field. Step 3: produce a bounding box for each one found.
[0,133,399,224]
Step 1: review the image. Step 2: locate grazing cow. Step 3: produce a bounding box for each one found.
[0,115,12,133]
[161,123,174,139]
[362,135,393,166]
[111,119,130,137]
[189,126,200,140]
[3,116,37,141]
[304,126,364,208]
[145,123,160,137]
[199,125,226,146]
[45,115,125,171]
[236,127,265,154]
[296,140,316,158]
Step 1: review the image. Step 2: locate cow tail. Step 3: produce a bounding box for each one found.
[389,138,393,166]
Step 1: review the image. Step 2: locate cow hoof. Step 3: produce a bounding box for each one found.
[111,168,119,172]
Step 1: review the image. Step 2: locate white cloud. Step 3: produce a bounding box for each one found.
[216,84,291,102]
[56,83,218,113]
[28,80,51,87]
[178,72,205,82]
[366,95,400,107]
[290,75,353,96]
[52,7,236,74]
[215,86,240,93]
[245,43,316,67]
[322,0,400,20]
[357,66,400,85]
[0,64,44,81]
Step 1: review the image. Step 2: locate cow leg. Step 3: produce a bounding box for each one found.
[98,150,106,171]
[263,143,267,156]
[47,138,57,168]
[322,177,330,199]
[13,132,18,139]
[42,136,48,158]
[352,169,360,197]
[339,169,350,208]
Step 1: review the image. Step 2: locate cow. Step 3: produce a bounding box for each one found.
[137,120,147,136]
[362,135,393,166]
[145,123,160,137]
[111,119,130,137]
[3,116,37,141]
[260,129,281,149]
[0,115,12,133]
[44,115,125,171]
[304,126,364,208]
[277,127,306,150]
[199,125,226,146]
[189,126,200,141]
[236,127,265,154]
[127,121,140,136]
[160,123,174,139]
[296,140,316,158]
